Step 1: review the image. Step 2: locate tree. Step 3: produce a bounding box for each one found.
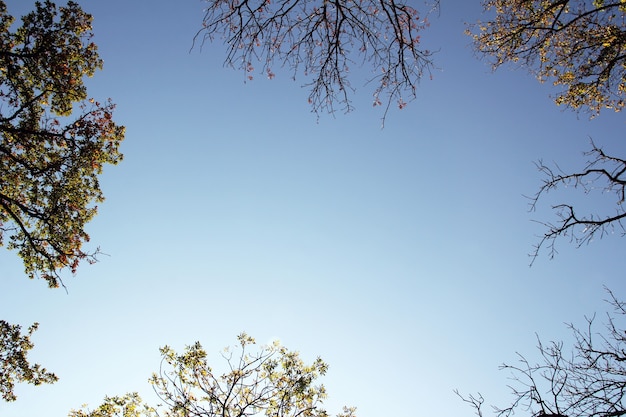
[458,289,626,417]
[0,320,57,402]
[69,333,356,417]
[0,0,124,401]
[470,0,626,115]
[468,1,626,261]
[0,0,125,288]
[194,0,438,122]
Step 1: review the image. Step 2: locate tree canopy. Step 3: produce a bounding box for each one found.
[471,0,626,115]
[195,0,438,120]
[0,0,123,402]
[70,333,355,417]
[0,0,124,288]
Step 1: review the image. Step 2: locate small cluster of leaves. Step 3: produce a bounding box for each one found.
[71,333,356,417]
[195,0,437,121]
[470,0,626,116]
[68,393,155,417]
[0,320,57,402]
[0,0,125,287]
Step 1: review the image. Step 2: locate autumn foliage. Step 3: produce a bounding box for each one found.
[471,0,626,115]
[0,1,124,287]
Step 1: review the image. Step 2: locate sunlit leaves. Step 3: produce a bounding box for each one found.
[0,1,125,287]
[9,1,102,116]
[195,0,437,121]
[72,334,354,417]
[68,393,156,417]
[470,0,626,115]
[0,320,57,402]
[148,333,353,417]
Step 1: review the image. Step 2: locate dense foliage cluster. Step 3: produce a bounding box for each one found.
[0,320,57,402]
[0,0,124,288]
[471,0,626,115]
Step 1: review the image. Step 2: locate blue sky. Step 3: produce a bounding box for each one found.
[2,1,626,416]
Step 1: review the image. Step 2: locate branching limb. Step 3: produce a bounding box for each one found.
[455,390,485,417]
[460,289,626,417]
[528,140,626,264]
[194,0,438,123]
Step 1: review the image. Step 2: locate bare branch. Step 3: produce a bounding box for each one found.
[461,289,626,417]
[455,390,485,417]
[194,0,437,123]
[528,140,626,265]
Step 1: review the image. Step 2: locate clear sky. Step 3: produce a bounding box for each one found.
[2,1,626,416]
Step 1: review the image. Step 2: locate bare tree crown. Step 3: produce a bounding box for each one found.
[195,0,437,121]
[459,289,626,417]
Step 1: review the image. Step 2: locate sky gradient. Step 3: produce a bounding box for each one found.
[2,1,626,416]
